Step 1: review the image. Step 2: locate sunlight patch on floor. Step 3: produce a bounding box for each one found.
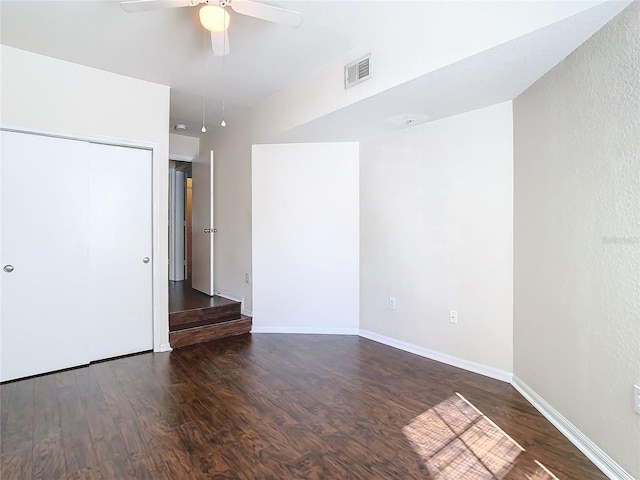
[402,393,559,480]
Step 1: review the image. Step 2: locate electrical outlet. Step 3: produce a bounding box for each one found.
[634,385,640,415]
[245,273,250,284]
[388,297,396,310]
[449,310,458,324]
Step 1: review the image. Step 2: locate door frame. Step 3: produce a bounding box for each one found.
[168,154,196,283]
[0,125,169,353]
[169,166,186,281]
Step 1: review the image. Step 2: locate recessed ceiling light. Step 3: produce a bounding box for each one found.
[174,124,187,131]
[387,113,430,128]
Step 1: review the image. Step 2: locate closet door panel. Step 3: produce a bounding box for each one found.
[88,143,153,361]
[1,131,91,381]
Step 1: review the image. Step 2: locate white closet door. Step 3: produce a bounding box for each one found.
[88,142,153,361]
[1,131,92,381]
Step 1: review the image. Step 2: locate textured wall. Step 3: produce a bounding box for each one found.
[360,102,513,374]
[513,2,640,477]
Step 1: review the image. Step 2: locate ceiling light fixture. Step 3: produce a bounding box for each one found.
[174,124,187,131]
[199,5,230,32]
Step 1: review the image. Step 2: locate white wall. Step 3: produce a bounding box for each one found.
[360,102,514,376]
[513,2,640,477]
[252,143,359,333]
[200,117,253,313]
[0,45,171,351]
[169,133,199,160]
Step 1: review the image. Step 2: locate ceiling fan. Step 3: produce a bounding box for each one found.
[120,0,302,56]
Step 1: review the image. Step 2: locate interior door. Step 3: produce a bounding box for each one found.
[1,131,92,381]
[88,142,153,361]
[191,150,214,295]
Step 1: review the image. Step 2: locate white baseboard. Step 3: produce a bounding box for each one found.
[157,342,173,353]
[214,290,253,316]
[358,329,513,383]
[214,290,242,303]
[251,326,359,335]
[512,376,633,480]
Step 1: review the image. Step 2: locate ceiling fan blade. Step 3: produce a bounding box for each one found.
[210,31,230,56]
[230,0,302,27]
[120,0,196,13]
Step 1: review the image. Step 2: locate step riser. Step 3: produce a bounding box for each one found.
[169,303,241,331]
[169,318,252,349]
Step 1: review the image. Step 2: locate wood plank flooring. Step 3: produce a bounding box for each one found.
[169,278,232,314]
[1,335,607,479]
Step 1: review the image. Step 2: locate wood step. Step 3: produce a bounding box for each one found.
[169,300,241,332]
[169,316,252,349]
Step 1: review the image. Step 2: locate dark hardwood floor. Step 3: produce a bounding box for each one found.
[1,335,606,479]
[169,277,234,314]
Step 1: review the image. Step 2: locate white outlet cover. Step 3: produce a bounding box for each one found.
[634,385,640,415]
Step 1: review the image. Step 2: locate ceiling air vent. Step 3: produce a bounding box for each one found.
[345,54,371,89]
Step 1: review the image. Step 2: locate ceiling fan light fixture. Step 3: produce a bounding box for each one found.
[199,5,230,32]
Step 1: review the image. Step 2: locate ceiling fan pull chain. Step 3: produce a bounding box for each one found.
[221,27,227,127]
[201,29,207,133]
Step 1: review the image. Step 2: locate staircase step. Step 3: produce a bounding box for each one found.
[169,316,252,349]
[169,301,241,332]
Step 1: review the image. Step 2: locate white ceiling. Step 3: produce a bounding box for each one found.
[0,0,368,134]
[277,0,631,143]
[0,1,632,139]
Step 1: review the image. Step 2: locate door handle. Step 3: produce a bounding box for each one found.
[3,265,14,273]
[143,257,150,264]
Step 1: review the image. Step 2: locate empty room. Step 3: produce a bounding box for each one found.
[1,1,638,479]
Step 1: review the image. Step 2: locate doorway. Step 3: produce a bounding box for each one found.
[168,156,215,313]
[169,160,192,282]
[186,176,193,276]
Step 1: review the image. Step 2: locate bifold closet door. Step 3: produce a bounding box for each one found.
[1,131,92,381]
[88,142,153,361]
